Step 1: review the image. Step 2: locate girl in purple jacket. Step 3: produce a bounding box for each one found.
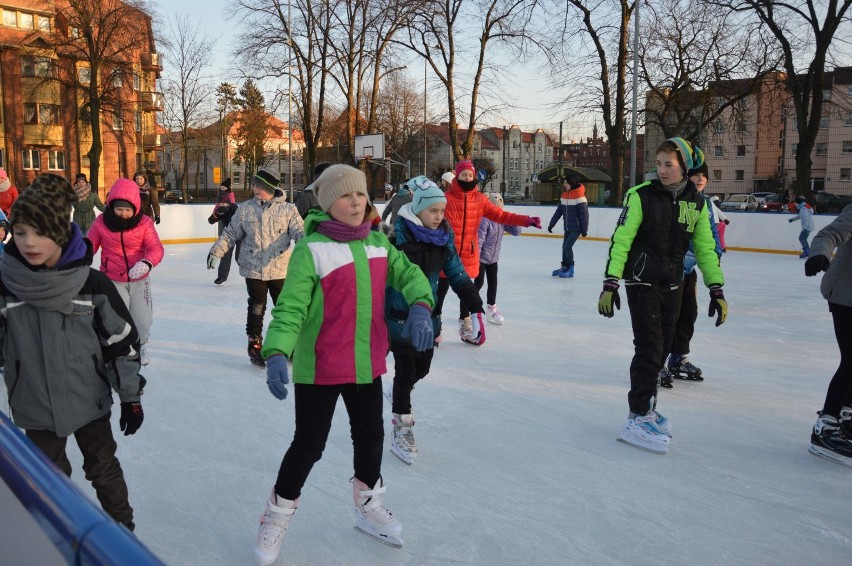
[474,192,521,324]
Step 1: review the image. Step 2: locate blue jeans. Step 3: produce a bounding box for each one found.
[799,229,811,253]
[561,231,581,267]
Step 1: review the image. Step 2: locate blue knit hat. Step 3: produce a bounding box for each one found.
[667,137,704,175]
[410,177,446,214]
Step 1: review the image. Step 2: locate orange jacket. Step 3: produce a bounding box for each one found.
[444,180,531,278]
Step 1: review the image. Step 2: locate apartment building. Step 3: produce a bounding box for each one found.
[0,1,162,192]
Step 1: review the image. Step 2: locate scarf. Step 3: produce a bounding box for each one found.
[458,179,478,191]
[662,178,688,198]
[74,183,92,201]
[316,219,372,242]
[1,229,90,314]
[405,219,450,247]
[103,207,144,232]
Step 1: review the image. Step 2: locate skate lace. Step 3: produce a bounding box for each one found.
[396,427,416,450]
[680,357,698,371]
[364,497,396,523]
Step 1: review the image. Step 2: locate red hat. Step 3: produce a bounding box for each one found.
[455,160,475,177]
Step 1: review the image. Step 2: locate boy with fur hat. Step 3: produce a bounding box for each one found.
[472,192,522,325]
[71,173,106,236]
[0,173,146,531]
[385,176,485,463]
[0,167,19,217]
[548,173,589,278]
[435,159,541,345]
[133,170,160,224]
[254,164,434,561]
[598,137,727,455]
[207,178,239,286]
[87,178,165,366]
[207,169,304,368]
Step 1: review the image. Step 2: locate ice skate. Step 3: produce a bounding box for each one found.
[390,412,417,465]
[668,356,703,381]
[651,409,672,437]
[213,277,226,286]
[351,477,403,548]
[617,413,670,455]
[254,489,298,565]
[486,304,504,325]
[557,264,575,278]
[458,317,472,338]
[551,266,568,277]
[809,413,852,467]
[658,367,674,389]
[139,344,150,366]
[841,406,852,437]
[248,335,265,369]
[461,313,486,346]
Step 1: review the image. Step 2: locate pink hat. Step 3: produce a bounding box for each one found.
[0,168,7,181]
[455,160,475,177]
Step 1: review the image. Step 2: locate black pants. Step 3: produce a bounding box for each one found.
[822,302,852,416]
[626,283,679,415]
[390,344,435,415]
[460,263,498,318]
[436,276,450,319]
[275,379,384,501]
[217,220,241,282]
[669,271,698,356]
[26,412,134,527]
[245,278,284,338]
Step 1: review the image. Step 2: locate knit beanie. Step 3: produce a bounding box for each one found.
[455,160,476,178]
[111,198,135,211]
[75,173,88,183]
[666,137,704,175]
[411,179,446,214]
[315,164,370,212]
[690,162,708,178]
[11,173,77,247]
[252,169,279,194]
[220,177,231,190]
[441,171,455,185]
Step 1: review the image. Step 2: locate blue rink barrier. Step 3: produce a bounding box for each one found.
[0,410,164,565]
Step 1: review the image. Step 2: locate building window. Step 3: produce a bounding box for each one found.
[82,156,90,167]
[3,10,17,27]
[233,171,241,185]
[38,15,50,31]
[48,150,65,170]
[840,168,851,181]
[113,110,124,130]
[713,122,725,134]
[19,12,33,29]
[113,73,123,88]
[735,170,744,181]
[135,111,142,132]
[21,55,55,78]
[24,103,37,124]
[737,121,747,133]
[820,117,829,129]
[79,66,91,84]
[133,72,141,91]
[816,143,827,156]
[22,149,40,170]
[714,146,723,157]
[823,89,832,101]
[792,143,798,156]
[713,169,722,181]
[736,145,746,157]
[0,148,4,168]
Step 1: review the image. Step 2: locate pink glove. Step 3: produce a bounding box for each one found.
[527,216,541,229]
[128,260,152,280]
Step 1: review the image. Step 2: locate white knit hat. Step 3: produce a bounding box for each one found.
[314,164,375,217]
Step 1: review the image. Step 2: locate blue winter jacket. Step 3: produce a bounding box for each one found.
[478,218,521,265]
[548,185,589,234]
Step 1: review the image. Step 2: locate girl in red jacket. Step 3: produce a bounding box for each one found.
[0,167,19,217]
[87,178,164,366]
[436,160,541,344]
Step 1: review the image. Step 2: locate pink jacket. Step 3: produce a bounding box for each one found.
[87,179,164,282]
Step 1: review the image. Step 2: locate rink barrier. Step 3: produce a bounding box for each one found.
[149,202,837,254]
[0,411,165,565]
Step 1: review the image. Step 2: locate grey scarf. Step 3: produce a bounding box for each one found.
[1,253,89,314]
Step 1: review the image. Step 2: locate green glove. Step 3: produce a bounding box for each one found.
[708,284,727,327]
[597,278,621,318]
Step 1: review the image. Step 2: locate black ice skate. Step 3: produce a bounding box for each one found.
[658,367,674,389]
[809,413,852,467]
[668,356,703,381]
[248,335,266,369]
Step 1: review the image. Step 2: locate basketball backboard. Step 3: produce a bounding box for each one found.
[354,133,385,161]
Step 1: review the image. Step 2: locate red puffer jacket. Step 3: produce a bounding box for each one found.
[87,179,164,282]
[444,179,531,278]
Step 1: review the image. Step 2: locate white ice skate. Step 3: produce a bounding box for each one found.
[617,413,671,455]
[140,344,150,366]
[351,477,403,548]
[486,304,504,325]
[390,413,417,465]
[651,410,672,437]
[254,489,298,565]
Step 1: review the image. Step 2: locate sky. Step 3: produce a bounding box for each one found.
[5,214,850,564]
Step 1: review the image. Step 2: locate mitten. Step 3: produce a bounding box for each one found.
[527,216,542,229]
[788,218,796,223]
[119,402,144,436]
[723,219,730,225]
[547,226,553,233]
[207,253,220,270]
[401,303,434,352]
[805,255,831,276]
[128,260,152,280]
[597,278,620,318]
[265,355,290,400]
[708,284,728,327]
[582,232,587,237]
[462,311,486,346]
[207,214,218,225]
[155,215,161,225]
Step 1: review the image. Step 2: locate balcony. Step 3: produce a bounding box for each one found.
[140,52,162,72]
[140,91,164,112]
[143,133,163,149]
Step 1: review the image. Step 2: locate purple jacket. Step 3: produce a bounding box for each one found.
[478,218,521,265]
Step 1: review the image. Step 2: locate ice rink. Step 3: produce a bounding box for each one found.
[5,232,850,565]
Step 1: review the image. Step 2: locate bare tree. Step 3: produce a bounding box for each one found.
[374,73,425,182]
[161,14,215,196]
[709,0,852,196]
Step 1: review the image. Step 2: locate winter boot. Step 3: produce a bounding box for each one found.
[809,412,852,466]
[351,477,403,547]
[254,489,298,565]
[658,367,674,389]
[558,264,575,278]
[391,413,417,464]
[618,412,671,455]
[486,304,504,325]
[248,335,266,369]
[668,356,703,381]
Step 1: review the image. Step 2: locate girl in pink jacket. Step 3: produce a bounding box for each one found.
[87,178,164,366]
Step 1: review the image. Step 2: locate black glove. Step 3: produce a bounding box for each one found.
[723,219,730,225]
[119,402,144,435]
[547,226,553,233]
[155,215,161,225]
[805,255,830,276]
[708,285,727,327]
[582,233,587,237]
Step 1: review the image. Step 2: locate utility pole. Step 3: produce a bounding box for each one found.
[501,125,508,199]
[629,1,639,190]
[287,0,294,201]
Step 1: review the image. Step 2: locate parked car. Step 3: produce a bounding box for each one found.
[756,193,783,212]
[813,192,852,213]
[164,189,194,203]
[719,193,758,212]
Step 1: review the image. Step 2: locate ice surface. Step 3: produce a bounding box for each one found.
[5,235,850,564]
